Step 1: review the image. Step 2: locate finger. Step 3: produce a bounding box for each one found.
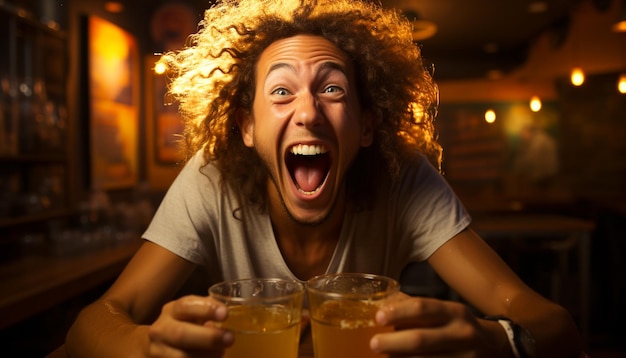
[170,296,228,323]
[386,291,411,303]
[376,297,462,328]
[149,320,233,352]
[370,325,471,356]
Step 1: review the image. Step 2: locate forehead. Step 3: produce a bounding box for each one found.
[255,34,353,78]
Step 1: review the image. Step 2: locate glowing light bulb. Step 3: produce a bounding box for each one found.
[154,61,167,75]
[529,96,542,112]
[571,67,585,86]
[484,109,496,123]
[618,73,626,94]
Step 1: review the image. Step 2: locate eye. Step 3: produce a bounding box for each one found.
[271,87,291,96]
[322,85,343,94]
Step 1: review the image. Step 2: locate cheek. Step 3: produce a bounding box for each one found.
[248,115,278,155]
[336,110,367,146]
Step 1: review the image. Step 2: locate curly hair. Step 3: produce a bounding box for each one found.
[162,0,441,210]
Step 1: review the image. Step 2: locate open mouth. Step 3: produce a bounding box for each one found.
[286,144,331,195]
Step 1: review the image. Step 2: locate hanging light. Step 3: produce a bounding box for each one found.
[618,73,626,94]
[529,96,542,112]
[613,0,626,32]
[402,10,438,41]
[484,109,496,123]
[571,67,585,86]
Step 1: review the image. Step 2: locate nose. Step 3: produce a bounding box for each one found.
[294,91,322,128]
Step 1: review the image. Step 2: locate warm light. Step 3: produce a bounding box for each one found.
[409,101,425,121]
[571,67,585,86]
[154,61,167,75]
[619,73,626,94]
[104,2,124,13]
[484,109,496,123]
[403,10,438,41]
[614,20,626,32]
[528,1,548,13]
[89,17,132,100]
[529,96,542,112]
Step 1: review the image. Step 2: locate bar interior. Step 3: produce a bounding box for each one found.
[0,0,625,356]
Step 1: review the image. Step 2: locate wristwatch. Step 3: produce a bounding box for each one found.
[485,315,536,358]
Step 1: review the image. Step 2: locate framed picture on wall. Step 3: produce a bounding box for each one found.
[84,15,139,189]
[148,2,195,165]
[152,65,184,164]
[144,56,183,190]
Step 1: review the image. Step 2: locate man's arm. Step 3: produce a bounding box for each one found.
[429,228,582,357]
[371,228,581,357]
[65,241,201,357]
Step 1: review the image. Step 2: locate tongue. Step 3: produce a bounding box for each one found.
[294,165,325,192]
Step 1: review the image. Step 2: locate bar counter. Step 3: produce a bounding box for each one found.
[0,240,141,330]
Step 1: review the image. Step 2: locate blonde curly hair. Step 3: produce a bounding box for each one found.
[162,0,441,209]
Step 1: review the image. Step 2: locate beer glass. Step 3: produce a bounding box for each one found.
[209,278,304,358]
[307,273,399,358]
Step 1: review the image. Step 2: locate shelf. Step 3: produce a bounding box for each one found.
[0,154,67,163]
[0,1,66,39]
[0,209,72,229]
[0,0,71,247]
[0,239,141,330]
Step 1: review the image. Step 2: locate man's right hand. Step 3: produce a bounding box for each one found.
[146,295,234,357]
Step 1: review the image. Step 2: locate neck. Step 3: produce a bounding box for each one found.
[267,185,346,280]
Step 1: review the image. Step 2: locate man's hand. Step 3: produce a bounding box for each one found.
[146,295,234,357]
[370,293,509,357]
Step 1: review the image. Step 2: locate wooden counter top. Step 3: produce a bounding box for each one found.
[0,240,140,330]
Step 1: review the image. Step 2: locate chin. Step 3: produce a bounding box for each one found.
[286,207,332,226]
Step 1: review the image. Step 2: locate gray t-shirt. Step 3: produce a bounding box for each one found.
[143,151,471,285]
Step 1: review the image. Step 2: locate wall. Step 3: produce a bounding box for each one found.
[435,0,626,210]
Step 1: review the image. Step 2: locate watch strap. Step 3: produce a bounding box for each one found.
[496,319,521,358]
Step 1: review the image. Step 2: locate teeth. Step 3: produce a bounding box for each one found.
[298,187,321,195]
[290,144,328,155]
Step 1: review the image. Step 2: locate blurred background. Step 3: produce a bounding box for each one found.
[0,0,624,356]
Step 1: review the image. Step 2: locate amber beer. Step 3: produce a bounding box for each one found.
[209,278,304,358]
[310,300,393,358]
[221,305,300,358]
[307,273,400,358]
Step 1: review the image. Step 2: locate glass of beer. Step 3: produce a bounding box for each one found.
[209,278,304,358]
[307,273,399,358]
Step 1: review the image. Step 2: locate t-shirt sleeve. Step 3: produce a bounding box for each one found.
[142,153,219,266]
[394,158,471,261]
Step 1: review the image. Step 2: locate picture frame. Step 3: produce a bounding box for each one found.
[144,56,183,190]
[85,15,139,189]
[152,63,184,164]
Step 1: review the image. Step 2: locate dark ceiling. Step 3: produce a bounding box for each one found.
[163,0,616,80]
[379,0,615,80]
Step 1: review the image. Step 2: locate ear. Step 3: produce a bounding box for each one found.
[236,109,254,147]
[360,110,375,147]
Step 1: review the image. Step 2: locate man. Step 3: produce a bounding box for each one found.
[66,0,583,357]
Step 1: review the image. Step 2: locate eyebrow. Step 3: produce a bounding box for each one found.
[267,62,293,75]
[266,61,348,77]
[319,61,348,76]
